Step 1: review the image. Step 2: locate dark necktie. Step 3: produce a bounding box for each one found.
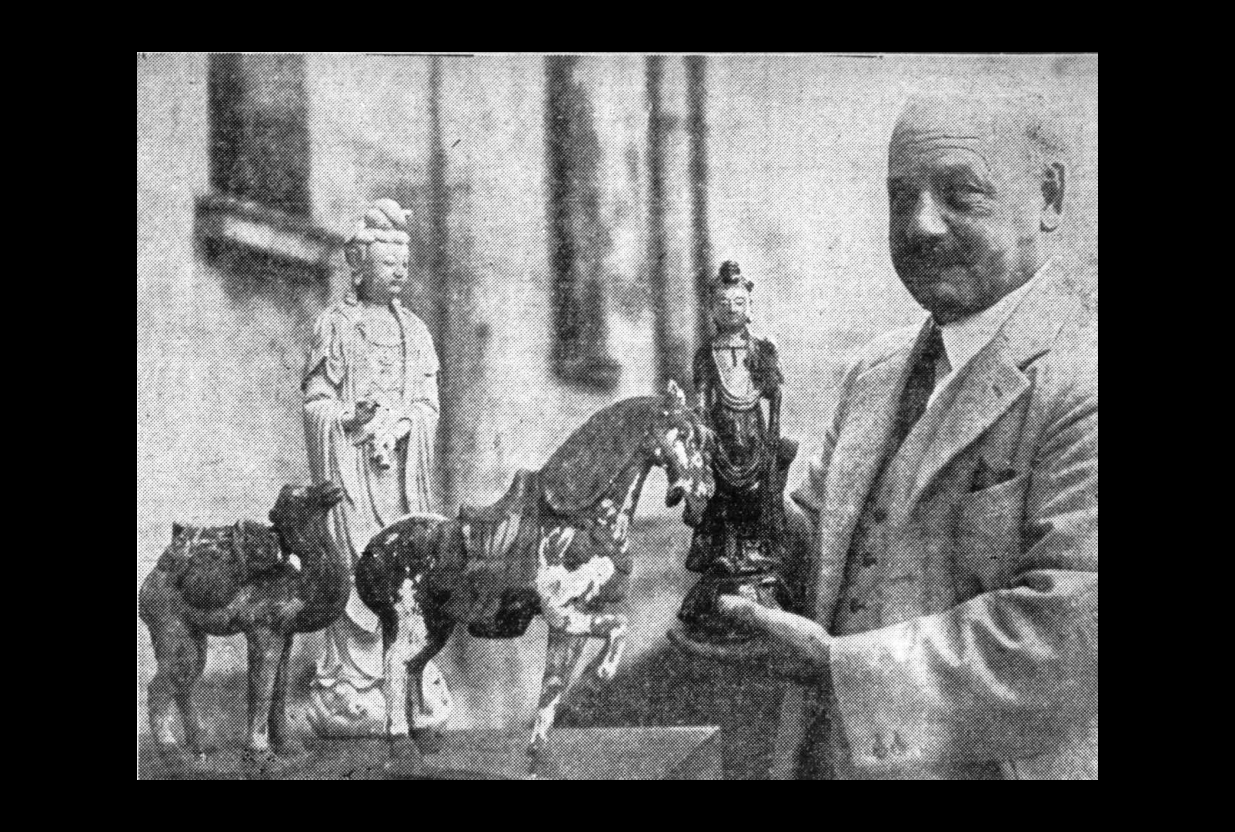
[888,322,945,454]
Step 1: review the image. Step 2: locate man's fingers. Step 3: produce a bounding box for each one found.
[715,596,796,634]
[666,627,769,665]
[715,596,832,648]
[716,595,768,623]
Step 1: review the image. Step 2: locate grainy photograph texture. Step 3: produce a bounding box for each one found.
[137,52,1098,780]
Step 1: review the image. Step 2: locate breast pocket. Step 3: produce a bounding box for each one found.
[952,474,1029,592]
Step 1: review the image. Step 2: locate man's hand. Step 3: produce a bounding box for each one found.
[668,596,833,685]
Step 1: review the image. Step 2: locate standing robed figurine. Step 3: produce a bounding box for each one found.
[302,199,453,738]
[679,261,798,644]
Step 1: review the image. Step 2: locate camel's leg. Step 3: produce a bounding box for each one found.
[145,616,201,755]
[173,629,209,756]
[267,633,302,755]
[146,625,180,752]
[527,627,588,777]
[245,628,282,753]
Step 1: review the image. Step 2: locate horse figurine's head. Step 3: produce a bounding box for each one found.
[652,380,715,527]
[539,382,715,526]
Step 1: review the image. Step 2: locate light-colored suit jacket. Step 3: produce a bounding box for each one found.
[779,267,1098,779]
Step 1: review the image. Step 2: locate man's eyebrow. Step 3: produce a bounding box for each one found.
[933,162,990,178]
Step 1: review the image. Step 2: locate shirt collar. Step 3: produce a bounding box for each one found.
[936,259,1051,374]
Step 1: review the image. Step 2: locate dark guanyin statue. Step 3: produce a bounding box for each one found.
[678,261,798,644]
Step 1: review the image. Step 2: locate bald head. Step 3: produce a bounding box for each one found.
[891,92,1066,177]
[886,91,1067,323]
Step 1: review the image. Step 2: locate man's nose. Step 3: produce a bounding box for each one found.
[905,191,949,240]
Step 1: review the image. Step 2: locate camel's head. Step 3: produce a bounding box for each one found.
[268,481,345,558]
[652,380,715,528]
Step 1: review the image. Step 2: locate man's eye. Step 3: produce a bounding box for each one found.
[888,187,914,210]
[948,183,990,204]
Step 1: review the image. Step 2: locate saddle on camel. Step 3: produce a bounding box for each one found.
[355,381,716,776]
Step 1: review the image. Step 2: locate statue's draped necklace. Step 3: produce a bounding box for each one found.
[353,301,408,405]
[707,329,769,488]
[712,330,759,412]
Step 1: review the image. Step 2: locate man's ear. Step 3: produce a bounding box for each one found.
[1040,162,1066,232]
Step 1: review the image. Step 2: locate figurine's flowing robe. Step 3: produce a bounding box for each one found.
[302,297,450,735]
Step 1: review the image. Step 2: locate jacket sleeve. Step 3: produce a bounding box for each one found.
[827,366,1098,775]
[784,360,861,601]
[788,359,859,519]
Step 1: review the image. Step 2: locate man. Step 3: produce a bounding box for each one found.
[673,92,1097,779]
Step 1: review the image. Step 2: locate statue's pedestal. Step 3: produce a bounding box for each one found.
[139,727,721,780]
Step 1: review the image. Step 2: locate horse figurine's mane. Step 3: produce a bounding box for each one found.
[539,396,661,517]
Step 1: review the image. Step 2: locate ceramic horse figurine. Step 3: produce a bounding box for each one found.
[355,381,714,776]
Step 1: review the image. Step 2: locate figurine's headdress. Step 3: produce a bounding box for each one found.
[711,260,754,294]
[344,199,411,270]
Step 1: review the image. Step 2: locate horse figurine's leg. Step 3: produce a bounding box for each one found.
[528,596,630,776]
[528,626,588,778]
[382,578,421,763]
[407,601,456,755]
[580,610,629,681]
[381,579,456,763]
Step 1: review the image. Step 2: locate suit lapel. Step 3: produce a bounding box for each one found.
[904,267,1069,509]
[903,344,1029,509]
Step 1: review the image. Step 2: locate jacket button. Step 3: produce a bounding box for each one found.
[850,597,866,613]
[861,552,877,567]
[871,507,887,523]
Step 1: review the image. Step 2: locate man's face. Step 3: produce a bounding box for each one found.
[713,285,751,331]
[888,132,1046,324]
[356,242,409,304]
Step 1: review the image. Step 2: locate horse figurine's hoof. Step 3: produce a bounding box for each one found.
[412,728,444,755]
[271,738,309,760]
[384,735,427,778]
[527,745,560,780]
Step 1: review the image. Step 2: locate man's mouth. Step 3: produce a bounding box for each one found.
[901,258,968,281]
